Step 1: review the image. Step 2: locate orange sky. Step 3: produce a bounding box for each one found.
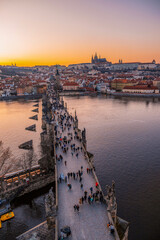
[0,0,160,66]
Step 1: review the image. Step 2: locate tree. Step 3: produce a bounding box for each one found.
[0,140,15,191]
[0,141,14,177]
[18,150,37,181]
[20,150,36,169]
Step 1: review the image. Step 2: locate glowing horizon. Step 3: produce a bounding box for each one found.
[0,0,160,67]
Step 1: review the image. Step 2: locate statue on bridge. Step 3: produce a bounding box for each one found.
[45,187,56,230]
[106,180,117,223]
[106,180,116,202]
[45,187,55,217]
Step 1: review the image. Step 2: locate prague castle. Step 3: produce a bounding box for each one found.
[91,53,111,64]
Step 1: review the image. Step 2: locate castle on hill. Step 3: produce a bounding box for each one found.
[91,53,111,64]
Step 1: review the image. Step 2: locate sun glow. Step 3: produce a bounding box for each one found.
[0,0,160,66]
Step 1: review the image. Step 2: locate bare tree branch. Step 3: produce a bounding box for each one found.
[0,141,14,177]
[19,150,37,171]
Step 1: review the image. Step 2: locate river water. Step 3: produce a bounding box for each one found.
[0,96,160,240]
[0,100,46,240]
[64,95,160,240]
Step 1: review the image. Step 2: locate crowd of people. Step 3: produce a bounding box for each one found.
[54,108,104,212]
[52,102,113,238]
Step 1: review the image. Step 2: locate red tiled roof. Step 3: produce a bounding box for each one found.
[63,82,79,86]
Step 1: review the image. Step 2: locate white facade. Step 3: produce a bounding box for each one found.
[111,63,139,71]
[96,83,107,93]
[138,63,156,70]
[123,88,159,94]
[63,84,79,91]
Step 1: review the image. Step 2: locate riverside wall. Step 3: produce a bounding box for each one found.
[0,94,42,101]
[109,92,160,98]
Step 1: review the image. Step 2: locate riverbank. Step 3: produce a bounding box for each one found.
[63,95,160,240]
[109,92,160,98]
[0,94,42,101]
[60,91,97,96]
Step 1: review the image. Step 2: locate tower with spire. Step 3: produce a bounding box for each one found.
[91,53,108,64]
[54,66,61,92]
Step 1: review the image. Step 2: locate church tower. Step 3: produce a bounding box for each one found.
[91,55,94,63]
[54,66,61,92]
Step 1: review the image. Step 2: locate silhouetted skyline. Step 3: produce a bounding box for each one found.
[0,0,160,66]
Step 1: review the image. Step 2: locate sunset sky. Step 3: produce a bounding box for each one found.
[0,0,160,66]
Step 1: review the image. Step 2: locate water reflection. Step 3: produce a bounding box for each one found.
[1,96,160,240]
[0,100,42,169]
[64,95,160,240]
[0,100,44,240]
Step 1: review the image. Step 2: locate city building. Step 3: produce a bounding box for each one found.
[111,79,137,91]
[63,82,79,91]
[122,85,159,94]
[138,60,157,70]
[153,78,160,90]
[111,62,139,71]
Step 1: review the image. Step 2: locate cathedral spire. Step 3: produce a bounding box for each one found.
[91,55,94,63]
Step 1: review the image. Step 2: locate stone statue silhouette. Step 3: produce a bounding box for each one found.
[45,187,55,216]
[106,180,116,206]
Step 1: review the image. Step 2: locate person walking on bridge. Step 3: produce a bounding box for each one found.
[84,190,87,196]
[73,172,76,180]
[73,205,77,212]
[65,176,67,183]
[88,195,91,204]
[76,205,79,212]
[95,182,99,188]
[90,187,93,194]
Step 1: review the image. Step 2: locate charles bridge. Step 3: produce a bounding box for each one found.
[0,86,129,240]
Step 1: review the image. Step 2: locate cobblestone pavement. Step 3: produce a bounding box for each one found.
[56,109,114,240]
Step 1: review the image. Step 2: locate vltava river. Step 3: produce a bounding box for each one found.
[0,96,160,240]
[64,95,160,240]
[0,100,46,240]
[0,100,42,161]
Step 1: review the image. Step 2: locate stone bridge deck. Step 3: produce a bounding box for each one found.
[56,109,114,240]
